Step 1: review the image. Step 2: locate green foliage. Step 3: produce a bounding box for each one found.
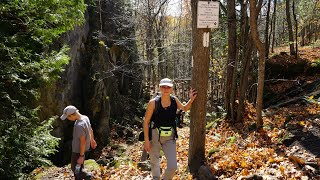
[209,16,228,79]
[1,0,86,45]
[226,136,237,147]
[0,114,60,178]
[296,0,320,26]
[311,58,320,67]
[277,131,294,144]
[208,148,220,157]
[274,0,320,46]
[83,159,101,171]
[206,117,222,130]
[0,0,86,178]
[303,96,320,105]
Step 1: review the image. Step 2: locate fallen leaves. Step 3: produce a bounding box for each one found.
[29,99,320,179]
[204,101,320,179]
[288,155,305,166]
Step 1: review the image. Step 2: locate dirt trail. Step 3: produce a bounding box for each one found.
[30,127,193,180]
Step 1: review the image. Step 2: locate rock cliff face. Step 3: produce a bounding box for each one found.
[39,1,142,165]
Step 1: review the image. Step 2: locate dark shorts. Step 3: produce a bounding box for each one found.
[71,152,92,180]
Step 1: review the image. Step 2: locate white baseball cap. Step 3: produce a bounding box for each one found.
[60,105,78,120]
[159,78,173,87]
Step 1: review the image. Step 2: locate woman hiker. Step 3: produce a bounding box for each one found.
[143,78,197,180]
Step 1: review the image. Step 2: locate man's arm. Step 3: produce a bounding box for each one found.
[77,135,86,164]
[90,128,97,149]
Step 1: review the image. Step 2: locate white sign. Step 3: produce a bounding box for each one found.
[197,1,219,28]
[203,32,210,47]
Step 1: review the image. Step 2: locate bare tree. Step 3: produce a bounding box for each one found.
[225,0,237,121]
[249,0,265,129]
[134,0,169,95]
[292,0,298,59]
[286,0,295,55]
[271,0,277,53]
[265,0,272,58]
[237,0,252,122]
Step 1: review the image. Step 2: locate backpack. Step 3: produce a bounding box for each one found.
[175,109,184,128]
[138,94,178,141]
[151,95,178,127]
[138,94,160,141]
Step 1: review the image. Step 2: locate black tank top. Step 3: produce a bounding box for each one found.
[154,96,177,128]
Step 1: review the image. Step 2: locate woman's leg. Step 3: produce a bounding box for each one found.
[161,138,177,180]
[150,129,161,180]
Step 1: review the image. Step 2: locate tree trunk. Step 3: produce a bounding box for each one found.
[316,24,319,41]
[249,0,265,129]
[292,1,298,59]
[188,0,211,174]
[301,26,305,46]
[237,40,252,122]
[249,46,258,103]
[225,0,237,121]
[271,0,277,53]
[230,54,238,122]
[286,0,295,55]
[146,4,154,94]
[156,15,165,80]
[265,0,271,58]
[307,24,311,44]
[237,0,251,122]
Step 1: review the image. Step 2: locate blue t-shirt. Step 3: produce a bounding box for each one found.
[72,115,91,153]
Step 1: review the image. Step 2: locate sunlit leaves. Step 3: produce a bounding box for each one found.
[203,99,320,178]
[30,100,320,179]
[2,0,86,44]
[296,0,320,26]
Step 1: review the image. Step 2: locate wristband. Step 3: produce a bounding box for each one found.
[79,154,84,157]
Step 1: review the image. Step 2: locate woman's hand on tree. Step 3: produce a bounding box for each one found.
[189,87,198,101]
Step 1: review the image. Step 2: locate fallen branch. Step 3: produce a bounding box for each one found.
[268,89,320,109]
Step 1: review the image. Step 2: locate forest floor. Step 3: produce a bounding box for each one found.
[30,105,320,180]
[30,46,320,179]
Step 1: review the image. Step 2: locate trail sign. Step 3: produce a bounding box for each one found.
[197,1,219,28]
